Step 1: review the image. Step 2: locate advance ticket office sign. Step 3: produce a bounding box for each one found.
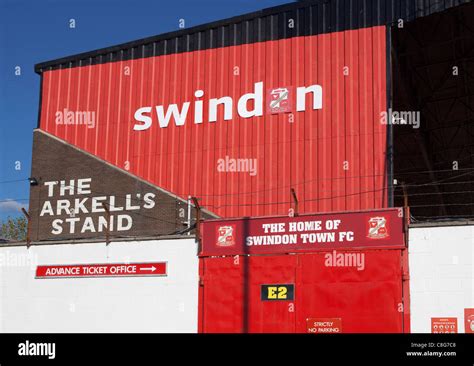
[36,262,167,279]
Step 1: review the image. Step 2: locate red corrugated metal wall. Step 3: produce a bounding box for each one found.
[39,26,387,218]
[199,250,405,333]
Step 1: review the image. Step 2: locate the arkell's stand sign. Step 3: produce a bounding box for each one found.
[200,208,406,256]
[40,177,156,236]
[36,262,167,279]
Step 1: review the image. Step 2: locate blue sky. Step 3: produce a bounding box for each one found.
[0,0,292,221]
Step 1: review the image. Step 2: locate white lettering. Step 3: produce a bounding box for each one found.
[133,106,153,131]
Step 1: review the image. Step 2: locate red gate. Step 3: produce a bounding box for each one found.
[198,209,410,333]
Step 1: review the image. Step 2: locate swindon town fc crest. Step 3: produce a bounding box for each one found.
[216,225,236,247]
[467,314,474,333]
[267,86,293,114]
[367,216,389,239]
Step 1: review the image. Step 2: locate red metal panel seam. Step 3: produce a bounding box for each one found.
[240,40,251,217]
[87,63,97,153]
[249,41,257,217]
[247,40,254,217]
[73,61,81,148]
[362,27,372,210]
[214,40,226,215]
[312,32,319,213]
[42,70,51,131]
[228,43,239,217]
[371,26,378,208]
[140,53,151,177]
[347,28,361,212]
[109,60,120,165]
[197,45,206,210]
[84,60,92,151]
[98,62,110,158]
[113,57,124,167]
[342,30,348,212]
[75,64,83,148]
[302,34,311,213]
[208,45,217,214]
[161,47,171,188]
[105,61,114,162]
[376,26,387,208]
[235,41,244,218]
[366,27,375,209]
[278,38,289,216]
[191,43,202,212]
[169,47,179,191]
[147,49,157,181]
[156,50,165,187]
[331,31,338,212]
[296,35,305,214]
[372,26,379,208]
[318,34,331,213]
[102,61,112,160]
[179,42,191,199]
[186,48,196,204]
[255,39,265,217]
[141,54,152,177]
[334,31,345,212]
[63,65,72,142]
[200,46,210,213]
[267,39,278,216]
[224,43,233,216]
[354,28,362,211]
[93,63,101,156]
[290,36,297,214]
[181,44,190,198]
[55,66,63,140]
[169,48,177,194]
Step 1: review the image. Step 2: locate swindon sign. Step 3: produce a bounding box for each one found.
[200,208,405,256]
[133,82,323,130]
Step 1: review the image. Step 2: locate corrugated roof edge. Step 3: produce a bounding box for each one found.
[34,0,310,73]
[34,0,472,73]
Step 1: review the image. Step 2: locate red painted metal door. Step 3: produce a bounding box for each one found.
[199,255,296,333]
[199,250,405,333]
[295,250,404,333]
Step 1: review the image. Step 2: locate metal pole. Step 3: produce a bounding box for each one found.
[187,195,192,235]
[101,202,111,245]
[21,208,31,248]
[191,197,201,252]
[290,188,299,216]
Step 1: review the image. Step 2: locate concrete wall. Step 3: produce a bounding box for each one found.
[0,238,198,333]
[409,225,474,333]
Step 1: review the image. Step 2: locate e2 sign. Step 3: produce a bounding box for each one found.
[261,284,294,301]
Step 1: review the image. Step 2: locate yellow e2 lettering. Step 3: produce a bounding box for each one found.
[278,286,287,299]
[262,284,294,301]
[267,286,277,299]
